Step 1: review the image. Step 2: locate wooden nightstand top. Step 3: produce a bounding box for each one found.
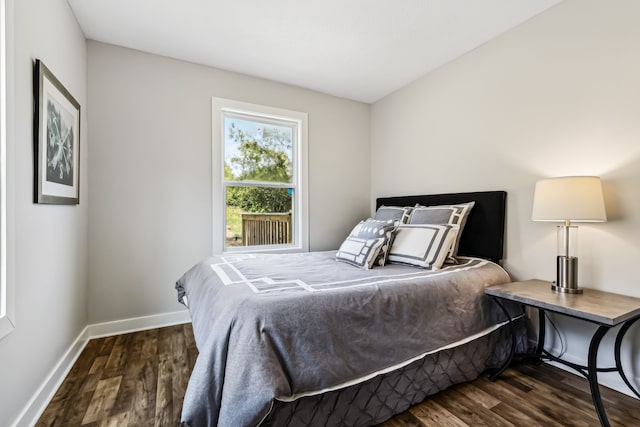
[485,279,640,326]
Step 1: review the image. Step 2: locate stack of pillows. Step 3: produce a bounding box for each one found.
[335,202,475,271]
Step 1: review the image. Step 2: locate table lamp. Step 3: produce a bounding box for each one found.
[531,176,607,294]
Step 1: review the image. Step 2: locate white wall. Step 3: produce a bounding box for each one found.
[87,41,370,323]
[371,0,640,394]
[0,0,88,425]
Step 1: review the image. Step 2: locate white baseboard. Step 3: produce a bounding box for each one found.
[11,326,90,427]
[86,309,191,338]
[12,309,192,427]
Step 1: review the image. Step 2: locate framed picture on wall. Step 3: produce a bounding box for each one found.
[33,59,80,204]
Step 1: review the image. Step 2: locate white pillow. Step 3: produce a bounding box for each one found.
[336,236,385,269]
[387,224,459,270]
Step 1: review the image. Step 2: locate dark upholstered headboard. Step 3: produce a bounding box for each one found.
[376,191,506,263]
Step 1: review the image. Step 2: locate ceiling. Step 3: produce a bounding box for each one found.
[67,0,562,103]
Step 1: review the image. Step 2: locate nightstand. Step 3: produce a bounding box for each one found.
[485,279,640,427]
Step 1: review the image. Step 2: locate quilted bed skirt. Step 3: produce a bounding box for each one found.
[260,318,527,427]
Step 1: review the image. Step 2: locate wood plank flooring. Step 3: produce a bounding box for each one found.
[37,324,640,426]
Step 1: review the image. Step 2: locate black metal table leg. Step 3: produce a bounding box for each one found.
[588,325,612,427]
[487,296,517,381]
[536,308,546,357]
[614,316,640,399]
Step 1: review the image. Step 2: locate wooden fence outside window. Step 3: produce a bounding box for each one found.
[242,213,292,246]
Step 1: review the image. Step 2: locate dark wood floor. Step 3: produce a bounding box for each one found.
[37,324,639,426]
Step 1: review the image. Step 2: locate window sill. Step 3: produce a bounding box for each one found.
[223,243,307,255]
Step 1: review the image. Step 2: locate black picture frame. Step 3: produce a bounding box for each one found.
[33,59,80,204]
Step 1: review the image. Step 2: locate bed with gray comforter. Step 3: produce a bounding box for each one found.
[175,251,519,427]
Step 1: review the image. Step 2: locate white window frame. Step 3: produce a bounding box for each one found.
[212,97,309,254]
[0,0,14,340]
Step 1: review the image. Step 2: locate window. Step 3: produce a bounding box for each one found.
[0,0,13,340]
[212,98,308,254]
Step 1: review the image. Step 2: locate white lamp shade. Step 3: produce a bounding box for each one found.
[532,176,607,222]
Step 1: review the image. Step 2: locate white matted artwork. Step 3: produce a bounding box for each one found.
[34,59,80,204]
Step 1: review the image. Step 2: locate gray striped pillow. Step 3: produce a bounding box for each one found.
[409,202,474,262]
[347,219,397,266]
[336,236,385,269]
[374,205,413,224]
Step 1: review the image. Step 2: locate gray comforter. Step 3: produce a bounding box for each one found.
[175,251,511,427]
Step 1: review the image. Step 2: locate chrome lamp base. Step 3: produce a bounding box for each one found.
[551,283,583,294]
[553,255,582,294]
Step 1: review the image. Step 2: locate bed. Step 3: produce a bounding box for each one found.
[175,191,526,427]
